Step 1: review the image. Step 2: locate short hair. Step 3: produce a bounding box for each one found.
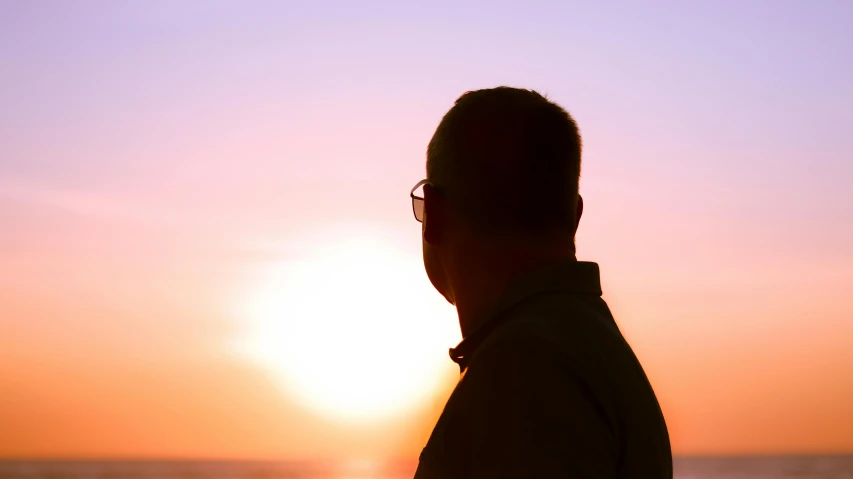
[427,87,582,235]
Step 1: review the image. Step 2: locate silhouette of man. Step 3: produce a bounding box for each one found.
[410,87,672,478]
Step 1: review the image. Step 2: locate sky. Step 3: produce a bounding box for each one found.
[1,0,852,460]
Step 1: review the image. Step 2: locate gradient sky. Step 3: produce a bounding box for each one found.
[1,0,852,460]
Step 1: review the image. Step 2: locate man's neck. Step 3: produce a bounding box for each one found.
[452,242,576,338]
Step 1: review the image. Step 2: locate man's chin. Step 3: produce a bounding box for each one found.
[442,293,456,306]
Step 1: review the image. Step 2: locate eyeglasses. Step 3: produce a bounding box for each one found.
[410,179,430,222]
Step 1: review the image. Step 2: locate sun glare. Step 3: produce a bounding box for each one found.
[234,233,459,422]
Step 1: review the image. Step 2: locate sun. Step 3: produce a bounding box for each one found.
[233,232,459,422]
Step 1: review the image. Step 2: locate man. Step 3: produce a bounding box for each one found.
[409,87,672,478]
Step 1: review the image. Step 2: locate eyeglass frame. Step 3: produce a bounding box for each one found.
[410,179,432,223]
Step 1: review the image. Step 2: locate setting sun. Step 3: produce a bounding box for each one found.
[234,232,459,422]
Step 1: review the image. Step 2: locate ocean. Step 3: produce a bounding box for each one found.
[1,456,851,479]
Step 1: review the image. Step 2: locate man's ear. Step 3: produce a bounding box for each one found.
[422,184,443,245]
[574,195,584,235]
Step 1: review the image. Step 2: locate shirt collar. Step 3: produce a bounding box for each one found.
[448,260,602,372]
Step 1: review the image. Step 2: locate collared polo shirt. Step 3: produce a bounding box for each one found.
[413,261,672,479]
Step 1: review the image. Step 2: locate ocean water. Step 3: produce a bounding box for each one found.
[0,457,851,479]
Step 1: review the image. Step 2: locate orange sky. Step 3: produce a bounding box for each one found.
[1,1,852,460]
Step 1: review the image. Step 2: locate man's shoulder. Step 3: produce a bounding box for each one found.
[474,293,627,364]
[464,292,656,409]
[427,293,673,479]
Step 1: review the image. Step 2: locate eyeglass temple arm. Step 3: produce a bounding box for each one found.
[410,179,430,197]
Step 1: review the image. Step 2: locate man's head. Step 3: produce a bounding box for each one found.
[417,87,584,304]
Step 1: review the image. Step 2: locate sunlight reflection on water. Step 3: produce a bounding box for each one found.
[1,457,852,479]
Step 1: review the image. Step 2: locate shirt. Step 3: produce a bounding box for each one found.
[413,261,673,479]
